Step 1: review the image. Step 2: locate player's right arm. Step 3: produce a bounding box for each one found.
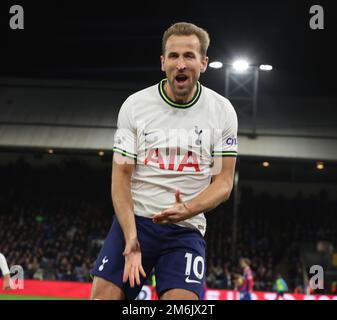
[111,155,146,288]
[111,97,146,288]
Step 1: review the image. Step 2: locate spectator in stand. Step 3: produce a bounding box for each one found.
[294,284,303,294]
[273,274,289,300]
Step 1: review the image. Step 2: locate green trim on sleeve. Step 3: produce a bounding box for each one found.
[212,150,238,157]
[113,147,137,159]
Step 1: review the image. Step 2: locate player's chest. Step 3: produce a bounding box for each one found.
[135,107,216,149]
[134,109,217,170]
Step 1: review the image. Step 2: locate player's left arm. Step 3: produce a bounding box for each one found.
[153,156,236,223]
[0,253,11,290]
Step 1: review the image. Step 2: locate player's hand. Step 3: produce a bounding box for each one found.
[122,238,147,288]
[152,190,194,224]
[3,283,11,290]
[3,276,11,290]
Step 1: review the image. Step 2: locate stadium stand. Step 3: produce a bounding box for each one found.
[1,156,336,293]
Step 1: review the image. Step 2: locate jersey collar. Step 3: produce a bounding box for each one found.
[158,78,202,109]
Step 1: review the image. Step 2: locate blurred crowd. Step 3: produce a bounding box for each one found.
[205,186,337,293]
[0,201,110,282]
[0,158,112,282]
[1,158,336,293]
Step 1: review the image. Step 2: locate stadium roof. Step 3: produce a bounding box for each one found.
[1,78,337,160]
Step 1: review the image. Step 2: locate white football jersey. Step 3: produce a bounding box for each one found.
[113,79,238,236]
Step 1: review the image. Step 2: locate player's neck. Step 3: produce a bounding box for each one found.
[164,80,197,104]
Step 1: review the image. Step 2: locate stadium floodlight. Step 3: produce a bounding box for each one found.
[316,161,324,170]
[259,64,273,71]
[209,61,223,69]
[262,161,270,168]
[232,59,249,72]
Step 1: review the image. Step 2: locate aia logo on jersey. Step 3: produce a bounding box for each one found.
[144,148,200,172]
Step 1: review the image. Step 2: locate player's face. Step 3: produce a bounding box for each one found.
[161,35,208,99]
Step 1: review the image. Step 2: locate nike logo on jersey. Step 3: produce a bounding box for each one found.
[185,276,201,284]
[142,130,157,137]
[98,256,109,271]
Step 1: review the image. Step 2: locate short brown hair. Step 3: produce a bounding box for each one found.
[162,22,210,57]
[240,258,251,266]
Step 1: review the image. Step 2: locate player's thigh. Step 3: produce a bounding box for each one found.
[91,216,157,299]
[155,249,205,300]
[90,218,126,290]
[160,288,198,300]
[90,276,125,300]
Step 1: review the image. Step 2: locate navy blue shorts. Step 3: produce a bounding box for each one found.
[91,215,206,300]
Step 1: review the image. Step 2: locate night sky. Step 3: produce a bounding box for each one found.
[2,0,337,98]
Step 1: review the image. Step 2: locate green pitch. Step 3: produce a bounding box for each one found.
[0,294,82,300]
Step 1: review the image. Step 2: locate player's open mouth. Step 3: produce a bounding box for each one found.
[175,74,188,86]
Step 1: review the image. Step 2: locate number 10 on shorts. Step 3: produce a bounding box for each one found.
[184,253,205,283]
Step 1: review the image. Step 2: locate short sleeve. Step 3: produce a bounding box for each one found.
[212,101,238,157]
[113,98,137,160]
[0,253,10,275]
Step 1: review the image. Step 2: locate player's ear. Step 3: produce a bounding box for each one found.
[200,56,208,73]
[160,55,165,72]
